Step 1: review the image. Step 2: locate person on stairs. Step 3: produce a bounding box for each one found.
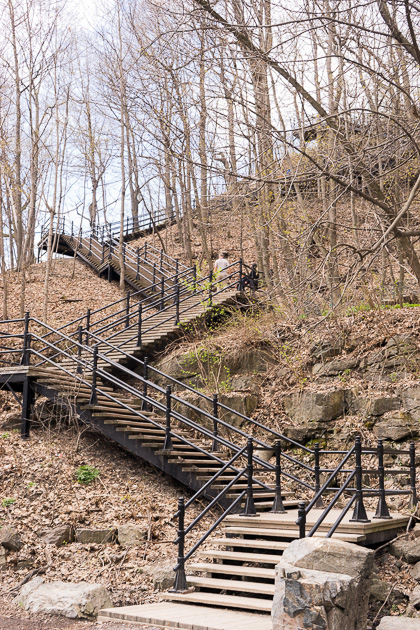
[213,252,229,284]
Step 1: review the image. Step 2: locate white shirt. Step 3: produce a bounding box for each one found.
[214,257,229,272]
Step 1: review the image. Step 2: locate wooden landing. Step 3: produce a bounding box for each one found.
[98,602,272,630]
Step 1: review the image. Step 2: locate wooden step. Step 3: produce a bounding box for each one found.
[198,550,281,565]
[211,537,288,551]
[189,563,275,580]
[221,526,365,543]
[187,576,276,595]
[163,591,272,612]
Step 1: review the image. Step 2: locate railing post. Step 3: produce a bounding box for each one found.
[77,326,83,374]
[142,356,150,411]
[314,443,324,508]
[20,311,30,365]
[350,436,370,522]
[21,375,34,440]
[144,241,148,262]
[175,259,179,285]
[126,216,129,234]
[297,501,306,538]
[137,303,142,348]
[89,234,92,255]
[271,440,286,513]
[175,284,180,324]
[136,248,140,280]
[71,220,74,239]
[123,242,126,266]
[85,309,91,346]
[160,276,165,311]
[89,345,98,406]
[163,386,173,450]
[240,438,257,516]
[170,497,188,592]
[192,264,197,294]
[160,249,163,270]
[211,394,219,452]
[208,269,213,307]
[125,291,130,328]
[410,441,418,509]
[374,439,392,519]
[239,258,243,291]
[152,263,156,291]
[101,242,105,265]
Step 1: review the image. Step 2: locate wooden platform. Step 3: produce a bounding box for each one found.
[98,602,272,630]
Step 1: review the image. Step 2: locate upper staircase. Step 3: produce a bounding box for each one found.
[1,218,418,625]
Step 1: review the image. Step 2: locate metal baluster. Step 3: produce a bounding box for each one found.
[160,277,165,310]
[89,234,92,255]
[153,263,156,291]
[89,346,98,406]
[144,242,148,262]
[297,501,306,538]
[170,497,188,592]
[125,291,130,328]
[163,386,173,450]
[239,258,243,291]
[137,303,142,348]
[85,309,91,346]
[123,242,126,266]
[160,249,163,270]
[136,248,140,280]
[374,439,392,519]
[175,284,180,324]
[71,221,74,240]
[175,259,179,285]
[271,440,286,513]
[142,356,149,411]
[208,269,213,307]
[211,394,219,452]
[240,438,257,516]
[21,312,30,366]
[193,264,197,294]
[350,436,370,522]
[101,243,104,265]
[314,443,324,508]
[410,442,418,509]
[77,326,83,374]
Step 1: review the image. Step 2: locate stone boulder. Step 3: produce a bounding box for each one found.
[366,397,401,417]
[378,618,420,629]
[0,411,21,429]
[75,528,116,545]
[390,538,420,564]
[0,547,7,570]
[410,585,420,610]
[38,525,74,547]
[374,411,418,441]
[149,562,180,591]
[410,561,420,581]
[312,357,359,377]
[0,526,23,552]
[272,538,374,630]
[370,578,406,605]
[14,577,112,618]
[284,389,346,424]
[117,524,148,546]
[176,390,258,430]
[310,340,344,362]
[401,386,420,422]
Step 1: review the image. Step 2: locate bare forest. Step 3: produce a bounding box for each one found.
[1,0,420,321]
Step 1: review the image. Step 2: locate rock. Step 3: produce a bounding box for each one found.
[370,578,406,604]
[374,411,418,441]
[272,538,373,630]
[0,547,7,570]
[176,390,258,429]
[310,340,344,362]
[410,585,420,609]
[401,386,420,422]
[390,538,420,564]
[0,526,23,552]
[0,411,21,429]
[38,525,74,547]
[284,420,327,444]
[410,561,420,581]
[284,389,346,424]
[367,397,401,416]
[281,537,374,577]
[312,356,359,377]
[14,578,112,618]
[149,562,179,591]
[117,524,148,546]
[378,618,420,629]
[75,528,116,544]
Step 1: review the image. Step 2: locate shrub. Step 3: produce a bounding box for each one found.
[75,465,100,485]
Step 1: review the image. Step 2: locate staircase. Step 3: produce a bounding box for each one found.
[1,220,417,628]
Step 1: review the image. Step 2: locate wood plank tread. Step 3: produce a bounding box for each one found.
[187,576,276,595]
[163,591,272,613]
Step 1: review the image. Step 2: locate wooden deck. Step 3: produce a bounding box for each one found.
[98,602,272,630]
